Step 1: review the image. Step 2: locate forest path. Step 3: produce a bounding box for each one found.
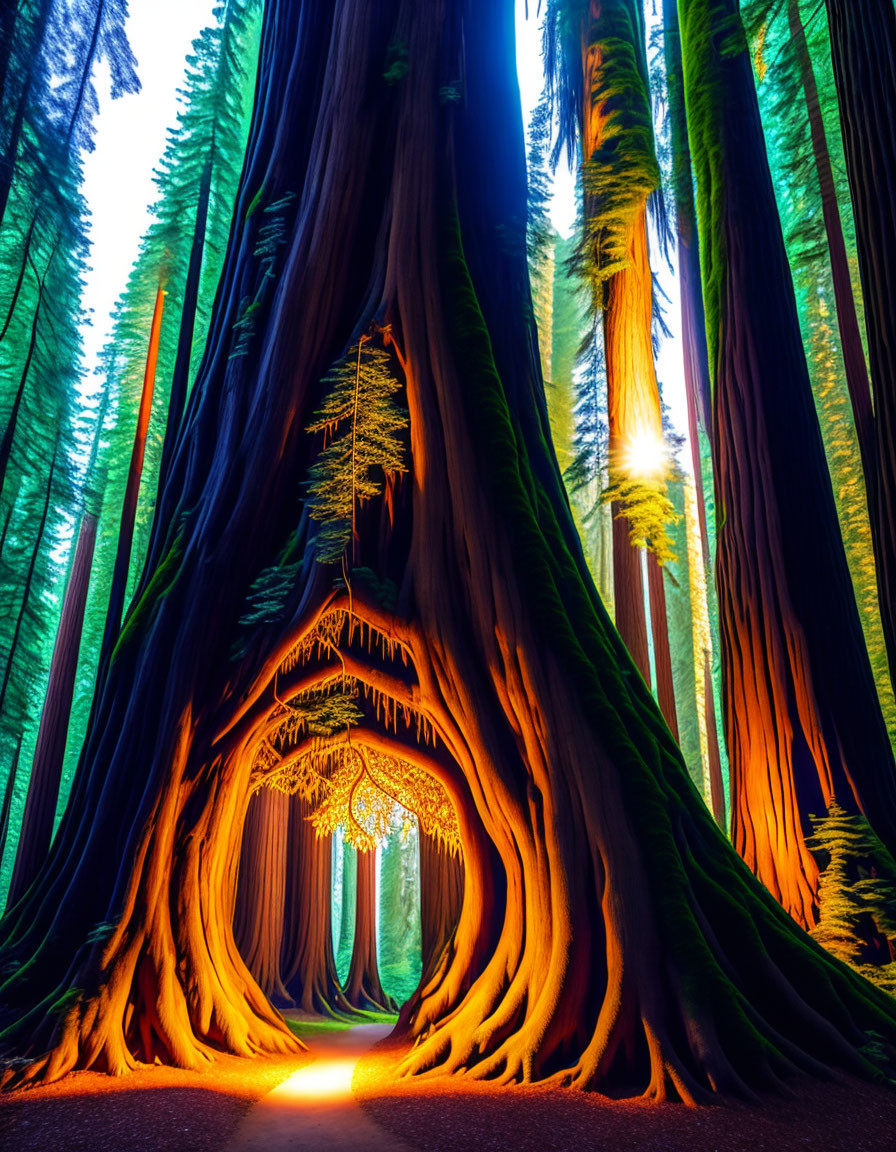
[224,1023,416,1151]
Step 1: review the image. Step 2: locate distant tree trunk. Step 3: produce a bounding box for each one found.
[647,551,678,739]
[233,786,290,1002]
[788,0,873,473]
[680,0,896,928]
[611,513,650,682]
[823,0,896,686]
[6,510,98,909]
[417,834,463,989]
[335,838,355,978]
[0,447,57,718]
[344,848,396,1014]
[157,151,214,496]
[0,736,23,878]
[280,794,350,1015]
[97,285,165,672]
[663,0,725,822]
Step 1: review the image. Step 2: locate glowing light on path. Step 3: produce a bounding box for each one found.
[277,1058,357,1100]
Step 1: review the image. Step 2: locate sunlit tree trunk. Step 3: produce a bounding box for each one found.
[6,510,98,909]
[344,848,396,1013]
[823,0,896,686]
[679,0,896,928]
[2,0,895,1099]
[280,794,350,1015]
[233,786,290,1002]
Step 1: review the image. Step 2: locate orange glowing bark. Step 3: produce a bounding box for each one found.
[233,786,291,1002]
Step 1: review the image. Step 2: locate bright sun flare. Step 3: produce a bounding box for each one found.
[622,429,668,479]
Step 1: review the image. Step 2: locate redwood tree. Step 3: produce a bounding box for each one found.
[344,847,396,1014]
[1,0,896,1100]
[678,0,896,929]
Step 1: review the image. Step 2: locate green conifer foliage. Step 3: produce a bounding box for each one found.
[307,339,408,564]
[807,803,896,994]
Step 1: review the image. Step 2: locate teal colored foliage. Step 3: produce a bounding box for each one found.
[0,0,134,906]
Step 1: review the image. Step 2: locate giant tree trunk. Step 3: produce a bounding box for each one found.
[344,848,396,1014]
[233,786,290,1002]
[2,0,896,1100]
[417,833,463,989]
[662,0,724,822]
[6,510,98,909]
[679,0,896,929]
[823,0,896,686]
[279,794,350,1015]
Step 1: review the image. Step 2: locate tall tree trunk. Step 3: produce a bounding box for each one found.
[679,0,896,928]
[344,848,396,1014]
[417,833,463,990]
[97,285,165,672]
[280,794,350,1014]
[611,511,650,681]
[335,838,355,978]
[0,736,23,882]
[233,786,291,1002]
[156,150,214,497]
[2,0,895,1099]
[663,0,725,822]
[6,510,98,909]
[823,0,896,686]
[647,551,678,739]
[0,446,57,718]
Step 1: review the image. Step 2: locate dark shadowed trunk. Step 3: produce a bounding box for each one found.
[680,0,896,929]
[6,510,98,909]
[823,0,896,686]
[1,0,895,1101]
[279,794,350,1015]
[344,848,396,1014]
[662,0,724,823]
[233,786,290,1002]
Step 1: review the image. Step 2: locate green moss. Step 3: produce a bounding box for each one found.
[110,533,184,665]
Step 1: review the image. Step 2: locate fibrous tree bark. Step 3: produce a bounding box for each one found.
[6,508,98,909]
[662,0,724,823]
[1,0,896,1102]
[233,785,291,1002]
[678,0,896,929]
[279,794,351,1015]
[823,0,896,686]
[344,848,396,1014]
[417,832,463,990]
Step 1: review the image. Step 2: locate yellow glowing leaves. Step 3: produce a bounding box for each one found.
[311,743,460,855]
